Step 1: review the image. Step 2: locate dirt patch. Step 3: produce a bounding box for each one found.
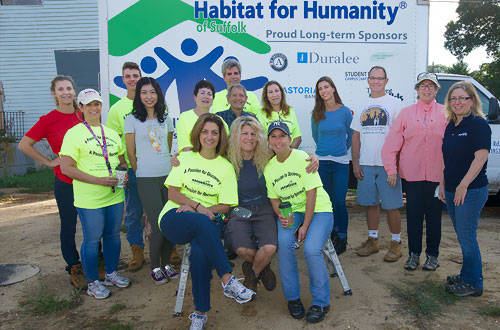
[0,196,499,330]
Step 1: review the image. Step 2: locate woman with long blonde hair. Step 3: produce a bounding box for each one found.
[439,81,491,297]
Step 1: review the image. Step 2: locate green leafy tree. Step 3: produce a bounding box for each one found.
[448,60,470,75]
[444,0,500,98]
[444,0,500,59]
[428,63,450,73]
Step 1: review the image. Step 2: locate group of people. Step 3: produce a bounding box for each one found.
[19,58,491,329]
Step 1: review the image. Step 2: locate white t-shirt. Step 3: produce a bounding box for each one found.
[351,94,402,166]
[124,114,174,177]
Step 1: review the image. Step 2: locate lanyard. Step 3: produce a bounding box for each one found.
[82,121,115,192]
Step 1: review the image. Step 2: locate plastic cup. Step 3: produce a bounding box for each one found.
[279,201,294,229]
[115,166,127,188]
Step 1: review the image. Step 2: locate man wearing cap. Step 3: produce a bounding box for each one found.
[264,121,333,324]
[351,66,404,262]
[215,83,256,128]
[382,72,446,271]
[106,62,145,271]
[211,59,261,114]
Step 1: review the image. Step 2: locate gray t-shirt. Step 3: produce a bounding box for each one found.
[124,114,174,177]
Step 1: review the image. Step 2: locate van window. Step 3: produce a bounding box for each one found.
[436,79,489,116]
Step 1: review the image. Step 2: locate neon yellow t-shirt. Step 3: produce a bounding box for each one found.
[176,109,229,151]
[211,89,261,115]
[158,151,238,225]
[256,107,302,140]
[106,96,133,167]
[60,123,125,209]
[264,149,332,213]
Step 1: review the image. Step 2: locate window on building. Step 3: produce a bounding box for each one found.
[1,0,42,5]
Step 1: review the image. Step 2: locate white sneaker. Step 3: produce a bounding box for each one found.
[103,271,130,288]
[87,280,110,299]
[189,312,207,330]
[222,275,256,304]
[163,265,180,279]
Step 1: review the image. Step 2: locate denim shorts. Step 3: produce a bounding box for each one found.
[357,165,403,210]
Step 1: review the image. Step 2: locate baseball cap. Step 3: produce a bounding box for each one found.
[416,72,440,88]
[77,89,103,105]
[267,121,290,137]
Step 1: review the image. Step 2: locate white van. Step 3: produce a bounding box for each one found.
[436,73,500,198]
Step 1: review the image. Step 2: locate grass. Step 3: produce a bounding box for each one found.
[18,279,81,315]
[109,303,127,314]
[479,305,500,317]
[0,168,54,193]
[391,277,460,328]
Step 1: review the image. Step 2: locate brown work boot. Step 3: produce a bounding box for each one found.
[259,263,277,291]
[170,247,182,265]
[356,237,379,257]
[242,261,258,293]
[128,244,144,272]
[384,240,402,262]
[70,263,87,290]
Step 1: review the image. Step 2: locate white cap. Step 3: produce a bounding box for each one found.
[77,88,103,105]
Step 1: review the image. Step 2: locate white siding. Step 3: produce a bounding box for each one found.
[0,0,98,133]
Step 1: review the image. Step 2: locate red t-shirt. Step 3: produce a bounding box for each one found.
[25,109,81,184]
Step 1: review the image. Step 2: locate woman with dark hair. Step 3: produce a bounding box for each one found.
[176,80,228,152]
[60,89,130,299]
[159,113,255,330]
[265,121,333,324]
[439,81,491,297]
[18,75,85,289]
[311,76,353,254]
[124,77,178,285]
[256,80,302,148]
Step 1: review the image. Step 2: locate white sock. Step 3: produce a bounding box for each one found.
[368,230,378,239]
[391,233,401,243]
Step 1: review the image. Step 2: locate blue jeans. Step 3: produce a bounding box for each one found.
[277,212,333,307]
[125,169,144,248]
[445,186,488,290]
[77,202,124,283]
[159,209,232,313]
[53,177,80,272]
[318,161,349,238]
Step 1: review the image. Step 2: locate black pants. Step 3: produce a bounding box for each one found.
[403,180,442,257]
[53,177,80,273]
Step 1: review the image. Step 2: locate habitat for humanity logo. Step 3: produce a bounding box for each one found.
[297,52,359,64]
[270,53,288,72]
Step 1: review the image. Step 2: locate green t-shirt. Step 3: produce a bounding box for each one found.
[256,107,302,140]
[176,109,229,152]
[106,96,133,167]
[60,123,125,209]
[264,149,332,213]
[158,151,238,225]
[211,89,261,115]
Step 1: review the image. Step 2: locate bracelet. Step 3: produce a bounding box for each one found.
[195,202,200,211]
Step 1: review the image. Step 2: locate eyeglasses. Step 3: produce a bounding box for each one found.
[368,76,386,81]
[418,84,436,90]
[449,96,472,103]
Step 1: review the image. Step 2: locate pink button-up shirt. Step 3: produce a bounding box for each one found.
[381,99,447,182]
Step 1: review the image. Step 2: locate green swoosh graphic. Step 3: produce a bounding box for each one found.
[108,0,270,56]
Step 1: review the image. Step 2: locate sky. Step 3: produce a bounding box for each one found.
[428,1,489,71]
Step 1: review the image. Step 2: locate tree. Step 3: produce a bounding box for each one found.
[428,61,469,75]
[472,61,500,99]
[444,0,500,59]
[428,63,450,73]
[444,0,500,99]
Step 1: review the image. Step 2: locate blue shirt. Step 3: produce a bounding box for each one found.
[237,159,269,207]
[311,106,353,157]
[215,108,256,128]
[442,115,491,192]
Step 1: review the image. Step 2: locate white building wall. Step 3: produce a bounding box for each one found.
[0,0,99,133]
